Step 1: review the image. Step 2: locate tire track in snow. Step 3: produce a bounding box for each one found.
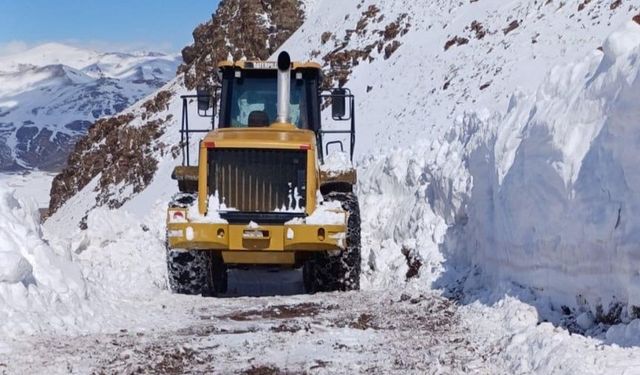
[0,290,503,374]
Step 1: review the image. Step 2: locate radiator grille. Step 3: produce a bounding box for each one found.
[208,148,307,212]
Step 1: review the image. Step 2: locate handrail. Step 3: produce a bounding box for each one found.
[180,93,217,166]
[318,88,356,162]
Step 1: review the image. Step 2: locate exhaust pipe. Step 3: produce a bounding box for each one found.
[276,51,291,124]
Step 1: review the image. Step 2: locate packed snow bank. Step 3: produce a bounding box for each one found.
[0,177,186,339]
[360,20,640,331]
[461,20,640,320]
[358,110,497,290]
[0,182,89,336]
[57,206,169,301]
[460,294,640,373]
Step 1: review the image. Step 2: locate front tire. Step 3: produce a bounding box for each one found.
[166,248,227,296]
[304,192,361,293]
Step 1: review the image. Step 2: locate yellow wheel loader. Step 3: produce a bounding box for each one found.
[166,52,360,296]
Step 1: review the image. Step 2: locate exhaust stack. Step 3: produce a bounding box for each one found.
[276,51,291,124]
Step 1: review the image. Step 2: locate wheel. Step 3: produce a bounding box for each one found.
[304,192,361,293]
[166,248,211,295]
[166,246,228,296]
[209,252,228,295]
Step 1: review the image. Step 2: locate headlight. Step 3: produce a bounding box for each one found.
[169,209,187,223]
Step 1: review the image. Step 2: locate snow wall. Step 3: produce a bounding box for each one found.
[0,183,88,336]
[360,21,640,320]
[0,177,172,337]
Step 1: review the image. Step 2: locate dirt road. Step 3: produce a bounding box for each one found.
[0,273,502,374]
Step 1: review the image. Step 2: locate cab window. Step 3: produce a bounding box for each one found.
[226,72,308,129]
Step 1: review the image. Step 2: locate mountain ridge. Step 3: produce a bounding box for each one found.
[0,43,181,171]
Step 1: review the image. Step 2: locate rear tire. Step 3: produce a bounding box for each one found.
[166,247,228,296]
[304,192,361,293]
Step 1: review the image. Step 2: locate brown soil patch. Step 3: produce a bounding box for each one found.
[349,313,378,330]
[444,36,469,51]
[610,0,622,10]
[223,302,336,321]
[243,365,284,375]
[503,20,520,35]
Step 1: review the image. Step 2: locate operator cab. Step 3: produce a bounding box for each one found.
[182,56,355,167]
[217,61,322,131]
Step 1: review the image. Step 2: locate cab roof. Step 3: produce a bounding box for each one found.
[217,60,322,71]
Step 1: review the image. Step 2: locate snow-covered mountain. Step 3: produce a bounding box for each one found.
[0,43,180,171]
[5,0,640,372]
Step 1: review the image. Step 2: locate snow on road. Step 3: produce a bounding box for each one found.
[1,160,640,374]
[0,289,498,374]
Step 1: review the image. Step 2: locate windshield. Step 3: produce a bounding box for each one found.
[229,75,308,128]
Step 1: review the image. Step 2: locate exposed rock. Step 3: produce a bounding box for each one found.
[610,0,622,10]
[178,0,305,90]
[321,11,410,87]
[141,90,172,119]
[48,113,132,215]
[64,120,92,132]
[577,0,592,11]
[503,20,520,35]
[15,127,75,171]
[444,36,470,51]
[384,40,402,59]
[321,31,333,45]
[470,21,487,39]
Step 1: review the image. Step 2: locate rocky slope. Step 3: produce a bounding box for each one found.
[179,0,304,90]
[46,0,305,219]
[0,43,180,171]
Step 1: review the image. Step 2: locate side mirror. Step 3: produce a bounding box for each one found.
[197,86,211,112]
[331,88,346,119]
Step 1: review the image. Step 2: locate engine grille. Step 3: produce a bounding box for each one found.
[208,148,307,212]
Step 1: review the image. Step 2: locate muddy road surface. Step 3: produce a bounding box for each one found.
[0,270,503,374]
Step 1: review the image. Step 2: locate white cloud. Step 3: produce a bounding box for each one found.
[60,39,177,54]
[0,39,178,58]
[0,41,32,57]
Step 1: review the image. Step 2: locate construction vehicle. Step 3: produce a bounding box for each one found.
[166,51,360,296]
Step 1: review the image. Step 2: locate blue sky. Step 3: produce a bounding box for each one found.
[0,0,220,55]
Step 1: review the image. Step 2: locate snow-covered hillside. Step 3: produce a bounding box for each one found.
[280,0,639,155]
[286,0,640,332]
[45,0,640,322]
[0,43,180,171]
